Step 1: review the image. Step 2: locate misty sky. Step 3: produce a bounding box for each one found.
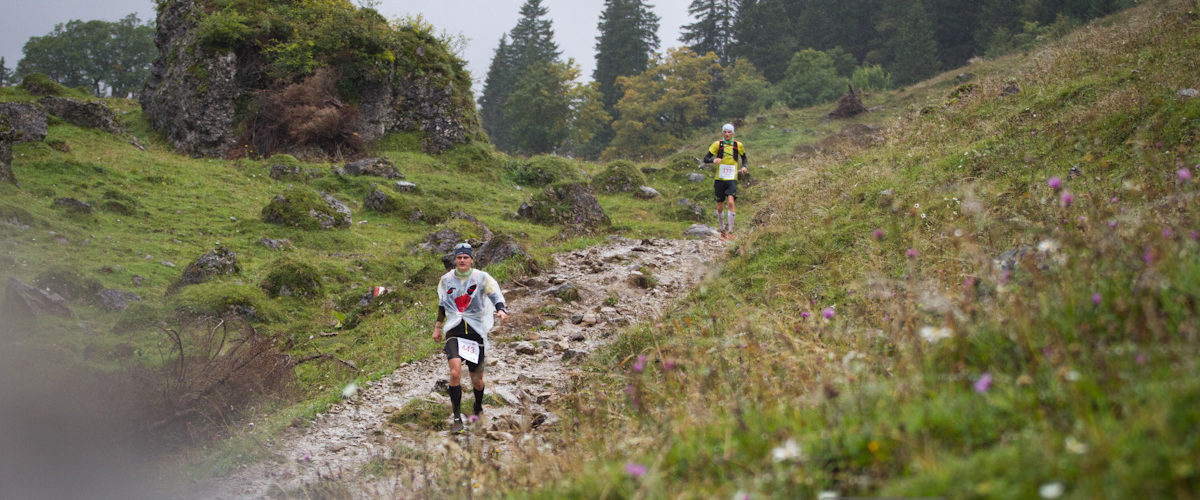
[0,0,696,92]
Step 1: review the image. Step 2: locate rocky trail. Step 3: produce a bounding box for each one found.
[196,233,725,499]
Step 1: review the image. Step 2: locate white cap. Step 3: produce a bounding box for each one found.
[722,123,735,133]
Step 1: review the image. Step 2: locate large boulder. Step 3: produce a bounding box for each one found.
[339,157,403,179]
[0,103,49,186]
[175,247,240,289]
[37,97,123,134]
[476,234,540,274]
[518,182,608,229]
[96,289,141,312]
[262,188,352,229]
[592,160,646,194]
[4,277,73,319]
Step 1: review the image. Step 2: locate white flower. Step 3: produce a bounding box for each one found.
[1038,239,1060,253]
[341,383,360,398]
[817,491,839,500]
[919,326,953,344]
[771,439,803,463]
[920,213,927,219]
[1039,482,1064,498]
[1066,370,1081,382]
[1065,436,1089,455]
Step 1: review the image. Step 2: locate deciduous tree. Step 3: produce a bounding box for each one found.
[605,48,720,159]
[16,14,155,97]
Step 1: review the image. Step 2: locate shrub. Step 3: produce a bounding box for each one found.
[592,160,647,194]
[505,154,585,187]
[261,258,323,298]
[19,73,66,96]
[242,68,363,159]
[851,64,893,91]
[777,49,845,108]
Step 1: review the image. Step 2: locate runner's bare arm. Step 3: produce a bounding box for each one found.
[433,305,445,342]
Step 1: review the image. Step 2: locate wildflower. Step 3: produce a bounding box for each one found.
[771,439,803,462]
[625,462,647,478]
[818,491,840,500]
[1143,247,1154,265]
[1065,436,1089,455]
[1192,231,1199,240]
[906,248,918,258]
[663,360,676,372]
[341,383,360,398]
[1037,239,1060,253]
[1092,293,1101,305]
[633,355,646,373]
[822,307,835,320]
[1047,176,1062,190]
[1039,482,1064,499]
[1110,196,1119,203]
[1108,221,1118,228]
[973,373,993,394]
[1065,370,1081,381]
[871,228,885,240]
[469,414,479,423]
[732,492,751,500]
[1136,353,1147,365]
[801,311,810,319]
[1164,228,1172,238]
[1060,191,1074,208]
[1178,168,1192,181]
[919,326,952,343]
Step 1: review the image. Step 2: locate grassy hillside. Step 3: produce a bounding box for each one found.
[483,1,1200,498]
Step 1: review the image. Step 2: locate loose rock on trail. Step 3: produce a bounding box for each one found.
[195,234,724,499]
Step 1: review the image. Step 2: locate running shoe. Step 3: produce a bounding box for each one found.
[450,416,464,434]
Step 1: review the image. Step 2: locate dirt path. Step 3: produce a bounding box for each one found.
[195,234,724,499]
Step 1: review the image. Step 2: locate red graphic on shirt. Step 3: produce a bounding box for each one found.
[455,284,477,312]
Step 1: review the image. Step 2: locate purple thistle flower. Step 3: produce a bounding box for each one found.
[1092,293,1102,305]
[1060,191,1074,208]
[1047,177,1062,190]
[663,360,676,372]
[974,373,993,394]
[801,311,810,319]
[1143,247,1154,265]
[625,462,647,478]
[822,307,835,320]
[1108,221,1118,228]
[1191,231,1199,240]
[1164,228,1172,238]
[1136,353,1147,365]
[871,228,885,240]
[1111,196,1119,203]
[1178,168,1192,181]
[906,248,918,259]
[469,414,479,423]
[633,355,646,373]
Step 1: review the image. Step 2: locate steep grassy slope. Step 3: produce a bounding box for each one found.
[495,1,1200,498]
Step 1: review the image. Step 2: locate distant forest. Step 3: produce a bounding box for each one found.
[480,0,1137,159]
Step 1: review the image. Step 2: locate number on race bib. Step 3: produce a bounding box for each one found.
[718,164,736,180]
[457,338,480,364]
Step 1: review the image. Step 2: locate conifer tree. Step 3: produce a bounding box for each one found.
[731,0,794,83]
[0,57,10,87]
[508,0,560,71]
[590,0,660,157]
[885,1,940,85]
[680,0,736,67]
[479,35,515,150]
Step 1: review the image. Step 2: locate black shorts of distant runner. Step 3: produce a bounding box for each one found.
[443,322,486,373]
[714,179,738,202]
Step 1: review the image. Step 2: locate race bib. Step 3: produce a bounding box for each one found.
[457,338,480,364]
[718,163,736,180]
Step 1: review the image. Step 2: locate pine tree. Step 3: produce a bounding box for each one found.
[887,1,941,85]
[480,0,566,152]
[731,0,794,83]
[594,0,660,112]
[680,0,736,67]
[0,57,10,87]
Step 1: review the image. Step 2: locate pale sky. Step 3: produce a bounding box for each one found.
[0,0,696,92]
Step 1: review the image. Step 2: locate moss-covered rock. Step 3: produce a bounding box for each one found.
[518,182,609,228]
[261,258,323,298]
[592,160,647,194]
[262,187,352,229]
[33,267,103,303]
[505,154,586,187]
[169,281,281,322]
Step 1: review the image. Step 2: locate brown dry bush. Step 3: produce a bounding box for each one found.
[241,68,365,160]
[148,315,293,437]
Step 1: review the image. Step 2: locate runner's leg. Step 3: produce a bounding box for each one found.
[470,370,485,416]
[448,358,463,418]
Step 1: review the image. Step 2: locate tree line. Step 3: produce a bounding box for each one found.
[481,0,1137,159]
[6,13,156,97]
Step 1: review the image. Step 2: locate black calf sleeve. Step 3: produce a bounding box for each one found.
[449,385,462,417]
[473,387,485,415]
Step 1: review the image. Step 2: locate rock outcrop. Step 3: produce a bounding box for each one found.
[518,182,609,230]
[0,103,49,185]
[38,97,123,134]
[140,0,479,158]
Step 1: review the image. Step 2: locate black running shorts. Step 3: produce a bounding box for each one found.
[714,179,738,202]
[443,322,486,373]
